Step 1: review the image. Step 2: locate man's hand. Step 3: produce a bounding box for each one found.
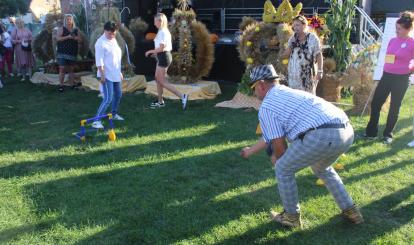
[271,154,277,166]
[120,73,124,81]
[240,147,252,159]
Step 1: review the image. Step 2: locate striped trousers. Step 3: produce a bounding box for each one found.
[275,124,355,214]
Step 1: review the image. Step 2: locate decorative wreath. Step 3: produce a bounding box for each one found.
[167,8,214,83]
[238,21,292,75]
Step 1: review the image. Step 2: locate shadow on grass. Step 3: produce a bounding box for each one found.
[0,220,57,244]
[0,80,244,154]
[217,184,414,244]
[344,129,412,173]
[0,123,255,179]
[1,148,276,244]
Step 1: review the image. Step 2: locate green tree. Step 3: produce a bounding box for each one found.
[0,0,28,18]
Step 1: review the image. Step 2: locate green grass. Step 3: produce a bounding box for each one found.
[0,79,413,244]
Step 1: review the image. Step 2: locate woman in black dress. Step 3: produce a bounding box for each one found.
[56,14,81,92]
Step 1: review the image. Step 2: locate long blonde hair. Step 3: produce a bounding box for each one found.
[63,14,76,29]
[155,13,169,29]
[15,18,25,29]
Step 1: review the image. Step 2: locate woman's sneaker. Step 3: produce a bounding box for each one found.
[113,114,125,121]
[182,94,188,110]
[150,101,165,109]
[383,137,393,144]
[92,121,104,129]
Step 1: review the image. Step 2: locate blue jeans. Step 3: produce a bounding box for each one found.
[96,79,122,118]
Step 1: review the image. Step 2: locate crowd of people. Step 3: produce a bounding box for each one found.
[0,17,35,87]
[1,9,413,229]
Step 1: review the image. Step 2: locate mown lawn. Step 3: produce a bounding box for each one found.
[0,79,413,244]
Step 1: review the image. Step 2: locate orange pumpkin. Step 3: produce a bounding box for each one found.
[210,34,219,43]
[145,32,157,41]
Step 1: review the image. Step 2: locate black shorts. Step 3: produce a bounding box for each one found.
[57,58,75,66]
[156,51,172,68]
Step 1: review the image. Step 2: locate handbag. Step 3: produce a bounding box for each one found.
[21,40,31,52]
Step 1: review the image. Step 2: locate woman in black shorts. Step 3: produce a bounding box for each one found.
[145,13,188,109]
[56,14,81,92]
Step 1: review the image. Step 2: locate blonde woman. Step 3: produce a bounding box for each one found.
[145,13,188,110]
[56,14,81,92]
[11,18,34,81]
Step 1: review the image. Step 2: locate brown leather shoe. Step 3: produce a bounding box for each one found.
[270,210,303,229]
[342,204,364,224]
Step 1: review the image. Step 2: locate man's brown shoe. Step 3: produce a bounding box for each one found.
[342,204,364,224]
[270,210,303,229]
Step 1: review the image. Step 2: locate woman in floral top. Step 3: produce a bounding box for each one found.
[283,15,324,94]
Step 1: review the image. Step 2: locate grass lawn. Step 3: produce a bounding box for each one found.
[0,78,413,244]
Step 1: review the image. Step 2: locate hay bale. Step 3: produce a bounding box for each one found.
[97,7,121,24]
[119,25,136,54]
[33,29,54,63]
[324,58,336,73]
[188,21,214,81]
[77,30,89,58]
[352,76,390,114]
[239,17,257,32]
[340,67,362,87]
[44,13,64,33]
[317,73,342,102]
[129,17,148,37]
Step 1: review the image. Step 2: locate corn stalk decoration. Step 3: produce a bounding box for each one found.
[324,0,357,72]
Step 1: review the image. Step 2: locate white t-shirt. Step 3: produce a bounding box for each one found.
[95,34,123,82]
[154,28,172,51]
[1,32,13,48]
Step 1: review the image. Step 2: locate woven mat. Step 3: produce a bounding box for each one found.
[145,80,221,100]
[31,71,92,86]
[215,91,261,111]
[81,75,147,93]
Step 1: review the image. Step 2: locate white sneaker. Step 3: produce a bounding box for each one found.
[92,121,104,129]
[113,114,124,121]
[9,73,14,77]
[407,140,414,147]
[0,80,3,88]
[182,94,188,110]
[150,101,165,108]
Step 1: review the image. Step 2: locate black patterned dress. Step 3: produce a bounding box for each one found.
[56,27,78,62]
[287,32,321,94]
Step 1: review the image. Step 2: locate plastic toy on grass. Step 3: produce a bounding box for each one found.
[75,113,116,143]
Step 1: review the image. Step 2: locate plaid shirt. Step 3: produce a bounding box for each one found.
[259,85,349,142]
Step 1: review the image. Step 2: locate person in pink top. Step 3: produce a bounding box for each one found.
[364,11,414,144]
[11,19,34,82]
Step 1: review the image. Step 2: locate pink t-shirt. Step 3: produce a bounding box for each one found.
[383,37,414,75]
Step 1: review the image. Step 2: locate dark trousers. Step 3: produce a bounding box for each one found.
[365,72,409,138]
